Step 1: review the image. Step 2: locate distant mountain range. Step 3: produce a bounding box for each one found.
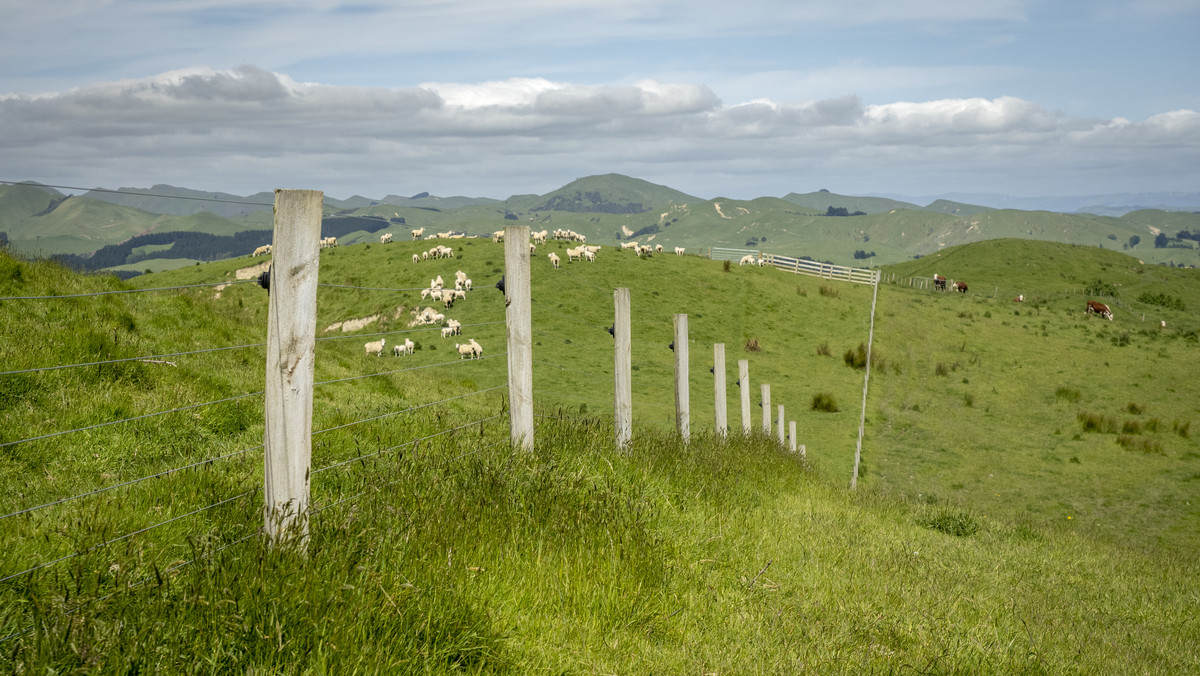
[1,175,1197,275]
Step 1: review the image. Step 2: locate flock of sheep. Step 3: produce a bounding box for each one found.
[364,268,483,360]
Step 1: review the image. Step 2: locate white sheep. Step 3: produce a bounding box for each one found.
[441,327,455,338]
[674,247,685,255]
[455,342,476,359]
[464,279,472,291]
[252,244,272,257]
[431,312,445,325]
[412,253,421,263]
[433,275,444,289]
[566,246,584,262]
[739,254,755,266]
[548,252,560,268]
[493,230,505,243]
[468,338,482,358]
[380,233,393,244]
[655,244,663,253]
[393,338,414,356]
[364,338,386,356]
[455,270,468,284]
[447,319,461,335]
[411,227,426,240]
[583,249,596,262]
[621,241,639,251]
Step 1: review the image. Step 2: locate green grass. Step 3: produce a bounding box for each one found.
[1,238,1198,672]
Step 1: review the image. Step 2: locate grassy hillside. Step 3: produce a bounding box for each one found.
[0,239,1197,672]
[782,190,919,214]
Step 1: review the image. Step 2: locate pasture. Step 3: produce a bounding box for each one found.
[0,235,1196,672]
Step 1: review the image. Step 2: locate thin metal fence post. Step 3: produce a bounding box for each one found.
[263,189,323,548]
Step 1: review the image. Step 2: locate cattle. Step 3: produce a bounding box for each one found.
[1012,294,1024,302]
[1086,300,1113,321]
[933,274,947,291]
[952,281,968,293]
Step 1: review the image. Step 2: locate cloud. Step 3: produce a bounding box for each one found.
[1,67,1196,198]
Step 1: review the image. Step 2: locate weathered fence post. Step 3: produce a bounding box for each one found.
[789,421,797,453]
[673,314,690,443]
[777,405,785,445]
[738,359,751,434]
[614,288,632,451]
[713,343,727,439]
[263,189,323,548]
[761,384,771,435]
[504,225,533,451]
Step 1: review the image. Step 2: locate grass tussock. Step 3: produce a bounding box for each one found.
[815,341,832,357]
[811,392,839,412]
[818,284,839,298]
[1175,420,1191,438]
[1078,411,1118,434]
[1126,402,1146,415]
[744,338,761,352]
[917,506,981,537]
[1056,386,1082,403]
[1117,435,1164,455]
[935,361,961,377]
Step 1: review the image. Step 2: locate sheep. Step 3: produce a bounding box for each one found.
[566,246,584,262]
[532,230,548,244]
[583,249,596,262]
[252,244,272,257]
[393,344,405,356]
[655,244,664,253]
[364,338,386,357]
[432,275,444,289]
[412,253,421,263]
[380,233,393,244]
[452,289,466,301]
[548,252,560,268]
[393,338,415,356]
[411,227,426,240]
[621,241,639,251]
[431,312,445,325]
[493,230,505,243]
[585,245,601,254]
[468,338,483,358]
[420,288,431,300]
[455,279,464,291]
[455,270,468,284]
[674,247,685,255]
[422,250,430,261]
[455,342,476,359]
[739,254,755,266]
[446,319,461,335]
[441,326,455,338]
[321,236,338,248]
[464,278,472,291]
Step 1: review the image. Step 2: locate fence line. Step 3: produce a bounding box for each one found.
[709,247,879,285]
[312,413,505,477]
[0,280,257,302]
[0,342,268,376]
[312,385,506,438]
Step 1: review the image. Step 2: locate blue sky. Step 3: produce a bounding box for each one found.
[1,0,1197,201]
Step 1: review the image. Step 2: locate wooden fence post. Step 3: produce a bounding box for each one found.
[713,343,727,440]
[673,314,690,444]
[777,405,785,445]
[263,189,323,548]
[614,288,632,451]
[852,273,881,490]
[738,359,751,434]
[504,225,533,451]
[761,383,771,435]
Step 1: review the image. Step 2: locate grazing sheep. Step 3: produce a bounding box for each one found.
[455,270,468,284]
[493,230,505,243]
[455,342,476,359]
[441,327,455,338]
[252,244,272,257]
[364,338,386,356]
[674,247,685,255]
[392,338,415,356]
[468,338,482,358]
[739,254,755,266]
[452,289,466,300]
[548,252,560,268]
[566,246,584,262]
[411,227,426,240]
[655,244,663,253]
[431,312,445,325]
[447,319,461,335]
[412,253,421,263]
[621,241,639,251]
[321,236,338,248]
[464,278,472,291]
[380,233,393,244]
[532,230,548,244]
[583,249,596,262]
[1161,320,1167,328]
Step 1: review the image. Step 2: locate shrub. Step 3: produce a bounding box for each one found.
[815,341,832,357]
[1121,420,1142,435]
[744,338,761,353]
[1136,291,1185,311]
[723,260,731,272]
[1085,279,1118,297]
[811,393,839,412]
[844,344,866,368]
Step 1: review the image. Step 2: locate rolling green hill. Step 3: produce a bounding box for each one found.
[5,175,1200,272]
[0,235,1197,672]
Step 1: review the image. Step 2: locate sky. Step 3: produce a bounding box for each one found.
[1,0,1198,202]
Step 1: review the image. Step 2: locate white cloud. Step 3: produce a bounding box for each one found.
[1,67,1196,198]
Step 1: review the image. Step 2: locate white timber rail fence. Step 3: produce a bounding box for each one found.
[709,247,881,286]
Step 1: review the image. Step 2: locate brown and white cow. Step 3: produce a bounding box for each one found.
[1086,300,1113,321]
[952,281,968,293]
[933,274,947,291]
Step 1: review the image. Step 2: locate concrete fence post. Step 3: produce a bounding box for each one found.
[777,404,785,446]
[789,421,797,453]
[673,314,690,444]
[614,288,632,451]
[504,225,534,451]
[713,343,727,439]
[263,189,323,548]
